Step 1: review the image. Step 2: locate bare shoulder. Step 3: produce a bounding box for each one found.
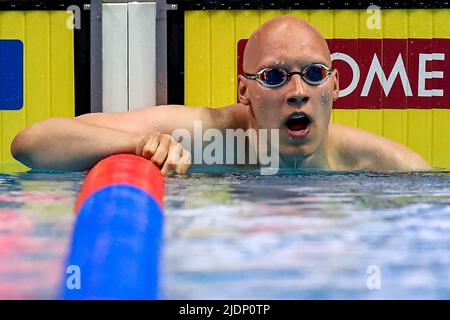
[329,123,432,171]
[169,103,250,130]
[211,103,251,130]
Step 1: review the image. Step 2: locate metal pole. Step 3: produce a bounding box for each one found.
[156,0,176,106]
[90,0,102,112]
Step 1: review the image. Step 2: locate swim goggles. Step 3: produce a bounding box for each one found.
[243,63,332,88]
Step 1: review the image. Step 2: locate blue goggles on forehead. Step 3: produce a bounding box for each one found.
[243,63,332,88]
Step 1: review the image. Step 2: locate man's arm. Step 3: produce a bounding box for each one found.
[331,123,432,171]
[74,103,249,134]
[11,118,142,171]
[74,105,214,135]
[11,104,246,171]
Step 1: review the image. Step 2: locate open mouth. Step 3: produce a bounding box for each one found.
[284,112,312,139]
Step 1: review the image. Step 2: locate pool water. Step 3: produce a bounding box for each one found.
[0,171,82,299]
[1,169,450,299]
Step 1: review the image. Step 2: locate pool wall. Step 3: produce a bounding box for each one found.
[0,0,92,172]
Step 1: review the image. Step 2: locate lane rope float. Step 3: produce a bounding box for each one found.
[62,154,164,299]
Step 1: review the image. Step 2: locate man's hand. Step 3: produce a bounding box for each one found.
[135,132,192,176]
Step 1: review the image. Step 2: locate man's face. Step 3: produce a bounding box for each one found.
[240,21,339,159]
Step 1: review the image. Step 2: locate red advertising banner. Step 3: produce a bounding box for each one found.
[237,39,450,109]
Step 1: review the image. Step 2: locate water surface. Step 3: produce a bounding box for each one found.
[1,169,450,299]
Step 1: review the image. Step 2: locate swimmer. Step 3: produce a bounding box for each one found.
[11,15,432,175]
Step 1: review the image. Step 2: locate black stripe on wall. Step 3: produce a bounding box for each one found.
[169,0,450,10]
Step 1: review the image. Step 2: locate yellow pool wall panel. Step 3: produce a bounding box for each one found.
[184,9,450,168]
[382,10,408,147]
[332,10,359,129]
[432,9,450,168]
[0,10,75,172]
